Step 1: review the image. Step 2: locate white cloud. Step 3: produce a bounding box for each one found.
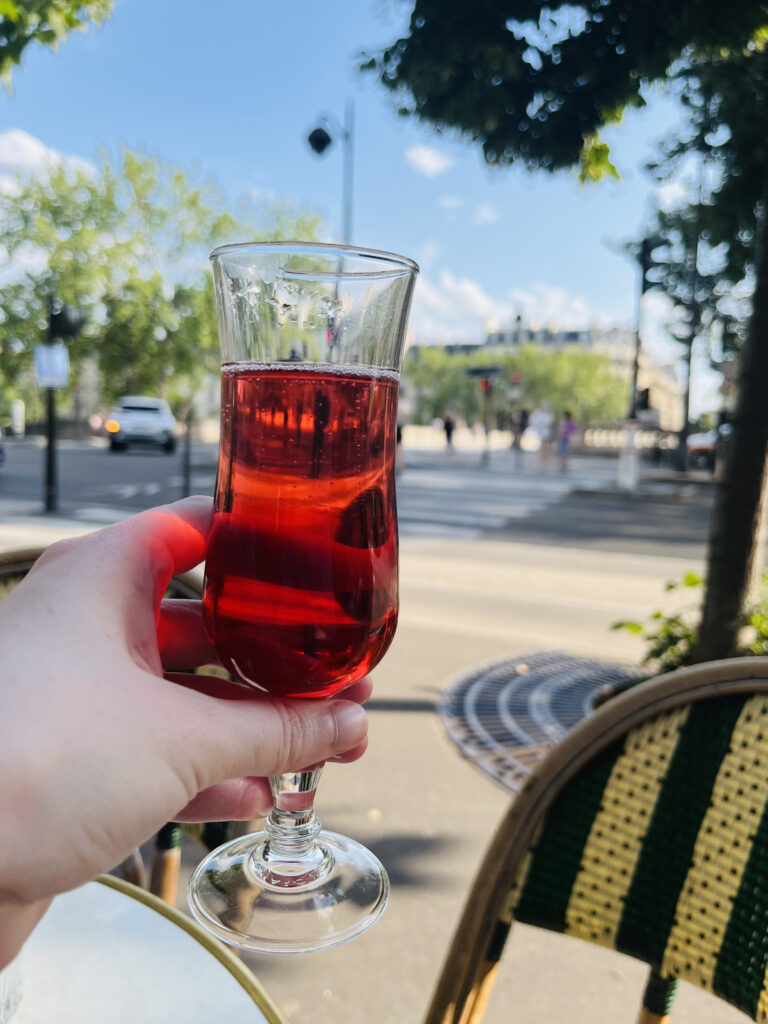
[405,145,454,178]
[0,173,19,196]
[410,271,514,343]
[250,185,284,205]
[409,272,612,344]
[508,283,600,330]
[0,131,97,283]
[473,202,500,225]
[0,129,95,180]
[438,195,463,210]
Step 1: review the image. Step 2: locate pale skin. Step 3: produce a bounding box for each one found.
[0,496,370,969]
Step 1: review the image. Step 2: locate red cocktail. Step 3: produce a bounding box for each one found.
[203,363,399,698]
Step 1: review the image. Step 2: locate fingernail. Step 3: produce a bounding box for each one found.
[331,701,368,749]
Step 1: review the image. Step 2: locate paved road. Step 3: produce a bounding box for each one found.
[396,449,620,538]
[0,438,711,558]
[0,438,202,521]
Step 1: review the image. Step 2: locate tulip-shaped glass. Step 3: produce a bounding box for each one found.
[187,242,418,954]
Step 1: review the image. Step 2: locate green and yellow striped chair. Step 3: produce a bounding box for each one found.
[426,657,768,1024]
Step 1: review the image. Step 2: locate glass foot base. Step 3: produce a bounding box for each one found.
[187,830,389,955]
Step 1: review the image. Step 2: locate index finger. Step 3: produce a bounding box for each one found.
[118,495,213,605]
[32,495,212,601]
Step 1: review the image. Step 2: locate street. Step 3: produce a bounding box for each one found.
[0,436,711,559]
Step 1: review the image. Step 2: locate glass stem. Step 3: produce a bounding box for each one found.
[254,766,332,889]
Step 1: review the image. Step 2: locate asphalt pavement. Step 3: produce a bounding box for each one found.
[0,434,713,557]
[0,437,740,1024]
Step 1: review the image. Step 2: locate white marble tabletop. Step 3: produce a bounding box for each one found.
[6,876,287,1023]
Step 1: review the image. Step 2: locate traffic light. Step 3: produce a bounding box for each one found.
[637,388,650,412]
[640,237,665,294]
[48,298,83,343]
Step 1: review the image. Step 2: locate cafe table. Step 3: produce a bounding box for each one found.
[2,874,288,1023]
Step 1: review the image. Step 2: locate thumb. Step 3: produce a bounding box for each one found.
[156,682,369,790]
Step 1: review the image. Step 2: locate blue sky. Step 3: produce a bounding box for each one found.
[0,0,719,411]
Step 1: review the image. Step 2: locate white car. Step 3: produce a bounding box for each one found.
[105,396,177,453]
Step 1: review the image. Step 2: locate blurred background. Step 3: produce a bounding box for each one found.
[0,0,738,451]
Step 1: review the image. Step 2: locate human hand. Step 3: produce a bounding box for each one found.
[0,496,369,966]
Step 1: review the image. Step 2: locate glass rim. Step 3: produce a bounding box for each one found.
[208,240,420,277]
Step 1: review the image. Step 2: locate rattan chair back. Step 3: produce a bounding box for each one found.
[425,658,768,1024]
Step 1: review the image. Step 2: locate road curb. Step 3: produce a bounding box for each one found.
[571,486,713,506]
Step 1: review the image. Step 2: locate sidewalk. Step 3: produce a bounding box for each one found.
[402,426,717,497]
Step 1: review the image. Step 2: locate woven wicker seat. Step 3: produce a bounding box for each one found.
[426,657,768,1024]
[0,545,204,904]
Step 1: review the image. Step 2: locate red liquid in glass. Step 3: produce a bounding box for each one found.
[203,363,399,699]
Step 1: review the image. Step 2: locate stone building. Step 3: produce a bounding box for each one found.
[483,323,683,431]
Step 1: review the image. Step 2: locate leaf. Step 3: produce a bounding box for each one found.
[578,137,620,183]
[611,620,644,634]
[682,572,704,588]
[0,1,20,21]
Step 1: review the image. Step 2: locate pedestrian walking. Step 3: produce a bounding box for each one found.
[557,410,578,473]
[442,412,456,452]
[512,408,529,450]
[529,401,555,470]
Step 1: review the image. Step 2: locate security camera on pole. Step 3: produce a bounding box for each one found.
[307,99,354,244]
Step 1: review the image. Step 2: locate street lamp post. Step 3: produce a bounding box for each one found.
[307,98,354,244]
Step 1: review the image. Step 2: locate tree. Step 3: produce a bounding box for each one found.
[0,150,228,418]
[403,344,627,427]
[364,1,768,662]
[641,59,760,387]
[1,0,112,87]
[0,149,323,418]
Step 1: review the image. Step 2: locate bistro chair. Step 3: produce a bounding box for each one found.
[426,657,768,1024]
[0,545,204,903]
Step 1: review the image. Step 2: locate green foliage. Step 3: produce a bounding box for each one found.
[613,572,768,673]
[402,343,628,426]
[579,136,619,183]
[0,0,113,88]
[639,49,768,361]
[0,148,322,417]
[363,1,768,179]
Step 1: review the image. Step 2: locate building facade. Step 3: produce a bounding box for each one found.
[484,324,683,431]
